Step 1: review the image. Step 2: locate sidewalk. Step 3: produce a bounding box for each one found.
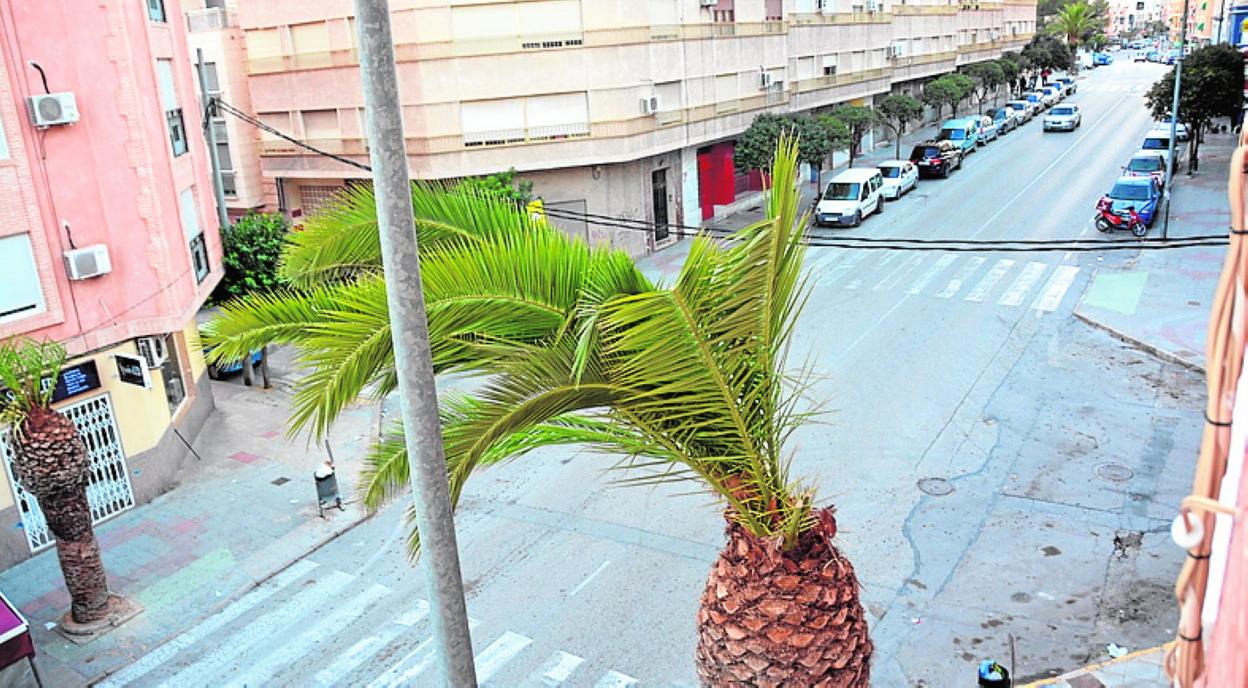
[1074,128,1236,373]
[0,347,376,686]
[1023,644,1171,687]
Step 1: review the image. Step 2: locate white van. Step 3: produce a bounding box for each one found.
[814,168,884,227]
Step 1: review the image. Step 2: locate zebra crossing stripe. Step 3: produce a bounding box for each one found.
[158,569,356,688]
[1033,265,1080,312]
[806,248,846,275]
[937,256,985,298]
[95,560,320,688]
[525,650,586,686]
[846,251,898,290]
[875,253,926,291]
[907,254,957,295]
[998,262,1048,307]
[366,617,482,687]
[475,631,534,683]
[965,259,1015,302]
[311,601,431,687]
[228,582,391,688]
[819,251,867,287]
[593,669,640,687]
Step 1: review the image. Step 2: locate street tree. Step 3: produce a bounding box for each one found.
[205,138,875,685]
[213,211,290,303]
[1047,1,1098,50]
[829,104,874,167]
[1146,44,1243,173]
[1022,34,1074,73]
[457,168,534,207]
[997,54,1023,96]
[788,115,833,176]
[735,113,795,172]
[0,339,119,626]
[922,76,962,120]
[874,94,925,158]
[961,61,1006,113]
[817,114,852,170]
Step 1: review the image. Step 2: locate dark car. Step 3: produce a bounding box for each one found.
[985,108,1014,134]
[909,140,962,179]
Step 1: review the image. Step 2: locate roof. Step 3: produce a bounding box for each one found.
[828,168,882,182]
[1130,150,1166,160]
[1114,175,1154,185]
[876,159,910,167]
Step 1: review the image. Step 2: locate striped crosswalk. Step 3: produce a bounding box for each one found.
[805,249,1082,314]
[99,561,642,687]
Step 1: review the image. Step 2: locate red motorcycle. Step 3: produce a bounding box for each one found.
[1094,198,1147,237]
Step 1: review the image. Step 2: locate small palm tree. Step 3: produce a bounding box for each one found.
[205,139,872,684]
[1049,1,1096,52]
[0,339,114,625]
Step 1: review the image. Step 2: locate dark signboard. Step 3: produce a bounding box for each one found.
[115,355,147,388]
[50,360,101,403]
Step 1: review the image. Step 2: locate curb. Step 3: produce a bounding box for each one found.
[1020,643,1172,686]
[1074,309,1205,375]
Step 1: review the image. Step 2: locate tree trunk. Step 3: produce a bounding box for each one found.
[895,127,902,160]
[46,490,111,622]
[1188,129,1200,174]
[695,509,872,687]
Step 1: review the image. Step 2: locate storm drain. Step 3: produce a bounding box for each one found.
[1094,463,1134,483]
[917,477,955,496]
[271,477,291,486]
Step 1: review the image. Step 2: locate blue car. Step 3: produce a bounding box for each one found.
[1101,176,1163,227]
[1093,52,1113,65]
[936,117,979,155]
[205,347,264,380]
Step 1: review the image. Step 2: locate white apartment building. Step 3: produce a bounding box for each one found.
[235,0,1036,255]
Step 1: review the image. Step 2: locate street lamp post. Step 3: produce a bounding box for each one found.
[351,1,478,685]
[1162,0,1192,240]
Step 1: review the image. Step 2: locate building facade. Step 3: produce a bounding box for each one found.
[0,0,223,567]
[1106,0,1165,37]
[237,0,1035,256]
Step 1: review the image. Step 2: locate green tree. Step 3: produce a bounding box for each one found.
[1047,1,1098,50]
[788,115,833,172]
[213,212,290,303]
[735,113,794,172]
[998,52,1024,95]
[874,94,925,159]
[204,139,874,684]
[922,76,961,120]
[829,104,874,167]
[961,61,1006,114]
[817,114,852,169]
[457,168,533,206]
[1022,34,1075,72]
[1146,44,1243,173]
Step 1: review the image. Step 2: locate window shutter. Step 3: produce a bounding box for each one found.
[0,234,45,321]
[155,59,178,111]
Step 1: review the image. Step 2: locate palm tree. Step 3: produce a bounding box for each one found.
[204,138,872,684]
[0,339,115,625]
[1048,1,1097,52]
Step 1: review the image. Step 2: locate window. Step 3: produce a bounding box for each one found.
[201,62,221,96]
[765,0,783,19]
[156,59,187,157]
[205,0,226,7]
[302,109,341,140]
[0,234,45,323]
[160,334,186,414]
[213,121,236,197]
[147,0,166,22]
[180,188,210,282]
[460,94,589,146]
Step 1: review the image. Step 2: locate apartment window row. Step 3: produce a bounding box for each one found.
[180,188,211,283]
[156,59,187,157]
[199,63,237,198]
[460,93,590,147]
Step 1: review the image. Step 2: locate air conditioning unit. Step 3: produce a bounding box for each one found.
[63,244,111,281]
[136,336,168,370]
[640,95,660,115]
[700,0,717,7]
[759,72,773,90]
[26,92,79,128]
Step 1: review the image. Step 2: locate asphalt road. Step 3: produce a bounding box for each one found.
[105,60,1204,687]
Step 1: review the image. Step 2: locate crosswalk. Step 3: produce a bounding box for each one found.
[806,248,1082,314]
[1075,82,1145,94]
[96,561,641,688]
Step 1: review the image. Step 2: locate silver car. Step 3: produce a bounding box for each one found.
[1043,104,1081,132]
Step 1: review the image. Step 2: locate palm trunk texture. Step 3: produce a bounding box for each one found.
[695,508,872,687]
[12,406,112,624]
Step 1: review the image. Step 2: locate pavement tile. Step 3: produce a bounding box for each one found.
[1067,674,1106,688]
[227,450,264,464]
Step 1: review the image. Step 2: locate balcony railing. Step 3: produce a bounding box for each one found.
[891,5,959,15]
[891,50,958,68]
[793,66,888,93]
[186,7,234,33]
[789,12,891,25]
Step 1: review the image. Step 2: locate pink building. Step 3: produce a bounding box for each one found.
[0,0,223,567]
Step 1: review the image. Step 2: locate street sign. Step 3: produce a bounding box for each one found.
[114,354,150,388]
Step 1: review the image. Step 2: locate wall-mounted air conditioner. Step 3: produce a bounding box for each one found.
[27,92,79,128]
[63,244,110,280]
[640,96,660,115]
[136,336,168,370]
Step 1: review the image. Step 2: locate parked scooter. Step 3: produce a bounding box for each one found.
[1094,199,1147,237]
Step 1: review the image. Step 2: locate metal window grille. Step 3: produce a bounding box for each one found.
[2,394,136,552]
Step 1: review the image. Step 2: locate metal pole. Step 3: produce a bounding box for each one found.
[195,49,229,229]
[1162,0,1191,240]
[350,1,477,686]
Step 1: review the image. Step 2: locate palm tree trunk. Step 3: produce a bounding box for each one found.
[45,490,111,623]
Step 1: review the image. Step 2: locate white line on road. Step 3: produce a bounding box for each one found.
[846,250,898,289]
[1032,265,1081,312]
[158,569,355,688]
[476,631,534,683]
[907,254,957,294]
[366,617,482,687]
[594,670,640,687]
[818,250,867,287]
[965,259,1015,303]
[229,582,391,688]
[997,262,1048,307]
[569,561,611,596]
[936,256,986,298]
[312,601,430,687]
[95,560,319,688]
[874,253,926,291]
[525,651,586,686]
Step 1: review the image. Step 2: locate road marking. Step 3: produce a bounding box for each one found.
[998,262,1048,306]
[594,670,640,687]
[806,248,846,275]
[229,582,391,688]
[569,561,610,596]
[158,569,355,688]
[475,631,534,683]
[1032,265,1081,312]
[312,601,430,687]
[874,253,926,291]
[846,250,898,290]
[965,259,1015,302]
[524,651,585,686]
[95,560,319,688]
[907,254,957,294]
[818,251,867,286]
[366,617,481,687]
[937,257,985,298]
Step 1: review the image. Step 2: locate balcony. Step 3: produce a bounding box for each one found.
[891,4,959,15]
[793,67,889,93]
[789,12,891,25]
[186,7,234,33]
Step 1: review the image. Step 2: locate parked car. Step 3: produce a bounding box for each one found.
[1024,91,1047,111]
[877,160,919,200]
[1054,76,1077,94]
[909,139,963,179]
[1123,151,1168,186]
[978,114,1000,143]
[1093,52,1114,65]
[1042,85,1063,104]
[937,117,980,154]
[1133,51,1148,62]
[814,168,885,227]
[1141,129,1174,157]
[1006,99,1036,122]
[1155,115,1191,141]
[985,107,1015,133]
[204,346,264,380]
[1145,50,1160,62]
[1043,104,1081,132]
[1100,175,1163,227]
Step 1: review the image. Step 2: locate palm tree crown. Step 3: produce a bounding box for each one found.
[1048,1,1097,50]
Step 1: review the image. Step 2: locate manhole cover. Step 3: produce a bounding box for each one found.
[271,477,291,486]
[918,477,955,496]
[1095,463,1134,482]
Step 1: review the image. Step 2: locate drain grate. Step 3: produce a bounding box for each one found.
[918,477,955,496]
[1094,463,1134,482]
[271,477,291,486]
